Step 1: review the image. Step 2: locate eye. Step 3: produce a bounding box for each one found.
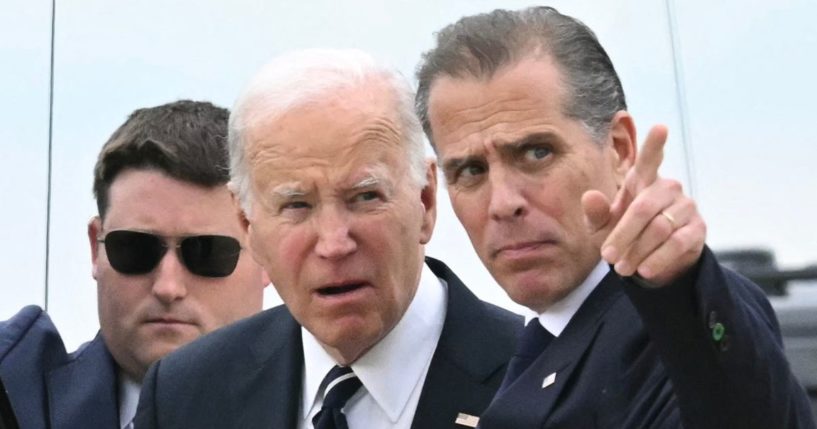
[351,190,381,204]
[453,162,487,187]
[462,164,485,177]
[281,201,311,211]
[523,145,551,161]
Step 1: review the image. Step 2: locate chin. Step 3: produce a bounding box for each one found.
[317,316,372,343]
[502,273,563,309]
[328,319,385,354]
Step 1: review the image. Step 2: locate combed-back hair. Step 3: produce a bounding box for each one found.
[416,6,627,146]
[92,100,230,218]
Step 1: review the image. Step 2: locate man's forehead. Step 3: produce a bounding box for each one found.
[103,192,241,237]
[244,78,398,130]
[245,107,402,159]
[428,56,565,109]
[429,58,570,144]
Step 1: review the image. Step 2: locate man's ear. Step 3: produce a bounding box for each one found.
[88,216,102,280]
[230,188,251,231]
[235,192,263,262]
[607,110,637,187]
[241,204,272,288]
[419,159,438,245]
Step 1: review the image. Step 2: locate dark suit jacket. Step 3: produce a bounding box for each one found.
[0,376,20,429]
[479,248,816,429]
[136,257,521,428]
[0,306,120,429]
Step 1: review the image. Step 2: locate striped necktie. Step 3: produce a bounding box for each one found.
[312,365,362,429]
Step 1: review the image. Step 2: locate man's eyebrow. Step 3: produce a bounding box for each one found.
[351,175,380,190]
[505,132,556,149]
[441,155,480,174]
[271,183,307,199]
[495,132,558,156]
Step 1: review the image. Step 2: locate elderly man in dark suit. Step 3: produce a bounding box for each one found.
[135,49,519,429]
[415,6,815,429]
[0,100,268,429]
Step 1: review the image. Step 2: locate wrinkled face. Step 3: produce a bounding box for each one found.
[244,82,436,364]
[427,57,628,312]
[90,169,266,381]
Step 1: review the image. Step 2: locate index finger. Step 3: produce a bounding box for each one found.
[631,125,668,190]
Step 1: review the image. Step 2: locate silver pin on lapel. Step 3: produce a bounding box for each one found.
[455,412,480,427]
[542,372,557,389]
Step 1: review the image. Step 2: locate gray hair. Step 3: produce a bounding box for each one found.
[229,49,427,213]
[415,6,627,146]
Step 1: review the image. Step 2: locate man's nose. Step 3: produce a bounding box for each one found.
[487,168,528,221]
[151,250,189,304]
[314,207,357,260]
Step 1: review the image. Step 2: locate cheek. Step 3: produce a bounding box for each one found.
[98,275,140,326]
[537,184,570,220]
[254,227,314,293]
[196,285,244,326]
[251,221,295,264]
[579,152,619,196]
[448,188,487,233]
[535,165,593,221]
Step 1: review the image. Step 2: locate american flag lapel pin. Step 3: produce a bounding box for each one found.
[542,372,557,389]
[455,412,480,427]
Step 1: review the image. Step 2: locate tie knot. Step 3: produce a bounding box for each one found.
[319,365,362,409]
[517,318,554,358]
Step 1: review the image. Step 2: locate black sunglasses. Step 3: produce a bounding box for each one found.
[98,230,242,278]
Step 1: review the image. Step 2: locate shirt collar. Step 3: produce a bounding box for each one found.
[117,372,141,429]
[301,262,447,423]
[526,260,609,336]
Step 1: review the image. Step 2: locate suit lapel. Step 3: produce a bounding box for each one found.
[228,306,304,429]
[411,257,520,429]
[495,272,625,425]
[46,334,119,429]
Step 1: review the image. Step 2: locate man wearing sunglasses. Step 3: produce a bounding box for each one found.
[0,100,268,429]
[136,50,521,428]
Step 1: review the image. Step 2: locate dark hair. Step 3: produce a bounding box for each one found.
[92,100,230,218]
[416,6,627,146]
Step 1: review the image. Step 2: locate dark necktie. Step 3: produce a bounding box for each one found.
[312,365,363,429]
[498,318,555,393]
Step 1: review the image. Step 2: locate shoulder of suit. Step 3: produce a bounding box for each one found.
[1,305,49,336]
[0,305,65,361]
[66,333,116,367]
[480,300,524,324]
[427,256,523,335]
[157,305,294,368]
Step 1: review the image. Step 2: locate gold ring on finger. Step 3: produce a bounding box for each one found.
[660,211,678,229]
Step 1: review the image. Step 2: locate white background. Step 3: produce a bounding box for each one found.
[1,0,815,351]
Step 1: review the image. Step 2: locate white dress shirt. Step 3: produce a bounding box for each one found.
[527,260,610,336]
[117,373,141,429]
[299,262,447,429]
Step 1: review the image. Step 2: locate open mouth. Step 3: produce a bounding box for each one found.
[317,282,366,296]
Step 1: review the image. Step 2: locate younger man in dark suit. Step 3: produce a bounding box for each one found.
[0,100,268,429]
[136,49,519,429]
[415,6,815,429]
